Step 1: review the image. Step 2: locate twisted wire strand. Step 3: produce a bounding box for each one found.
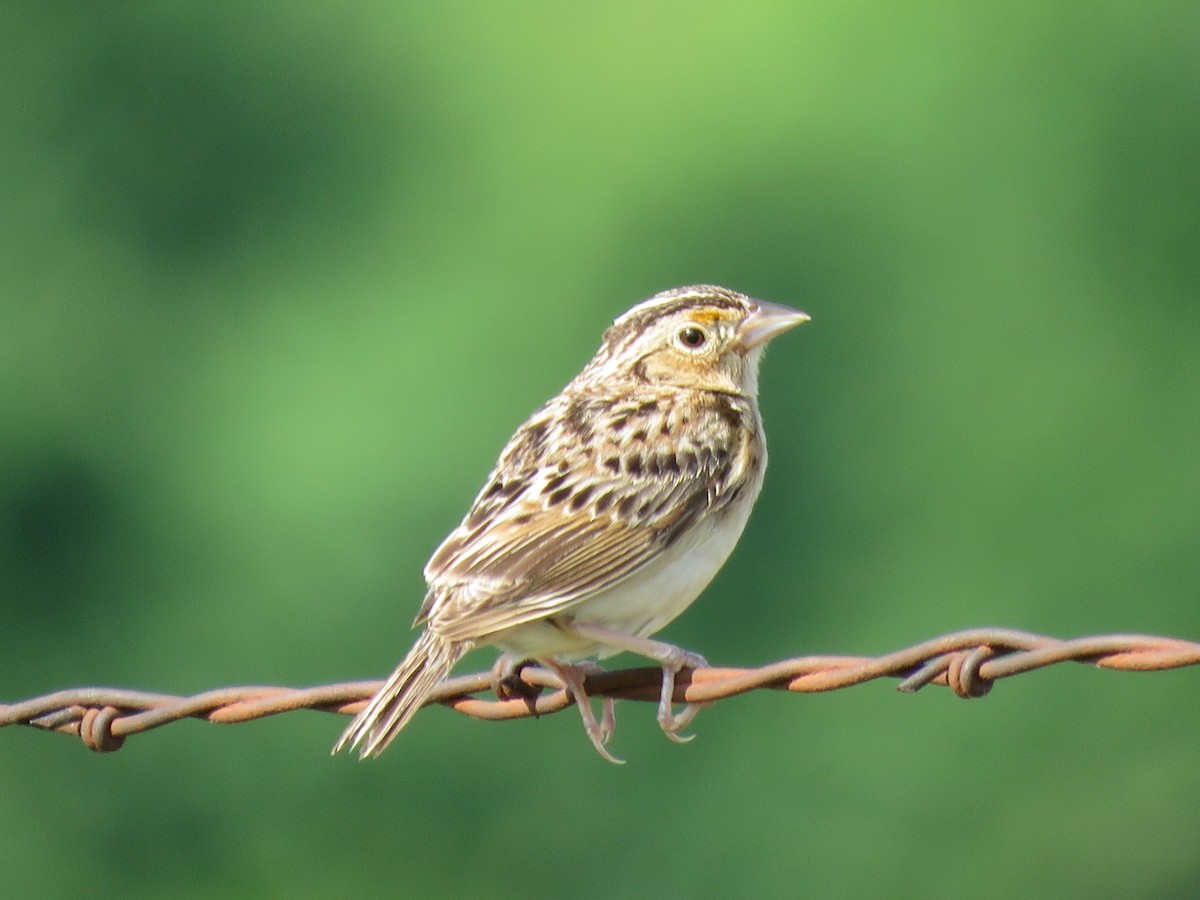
[3,628,1198,753]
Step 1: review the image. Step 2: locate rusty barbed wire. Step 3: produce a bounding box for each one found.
[3,628,1198,753]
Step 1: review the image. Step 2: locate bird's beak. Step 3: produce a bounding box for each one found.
[738,301,811,350]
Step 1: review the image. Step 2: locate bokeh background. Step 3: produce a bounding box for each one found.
[3,3,1199,898]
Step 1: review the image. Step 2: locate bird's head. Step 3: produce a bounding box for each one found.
[581,285,809,396]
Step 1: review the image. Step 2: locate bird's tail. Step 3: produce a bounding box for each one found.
[332,630,473,759]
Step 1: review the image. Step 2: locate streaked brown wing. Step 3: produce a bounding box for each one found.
[421,501,678,643]
[415,389,752,643]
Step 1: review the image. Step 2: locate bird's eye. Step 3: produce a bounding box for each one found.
[677,326,708,350]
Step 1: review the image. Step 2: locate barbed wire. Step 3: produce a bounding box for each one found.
[2,628,1198,753]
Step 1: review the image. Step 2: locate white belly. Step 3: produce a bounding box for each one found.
[490,486,759,661]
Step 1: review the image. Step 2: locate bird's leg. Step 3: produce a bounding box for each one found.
[540,658,622,765]
[560,623,710,743]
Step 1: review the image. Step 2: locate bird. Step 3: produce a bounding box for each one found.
[334,285,809,762]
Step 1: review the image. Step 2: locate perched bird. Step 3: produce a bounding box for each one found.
[334,285,808,762]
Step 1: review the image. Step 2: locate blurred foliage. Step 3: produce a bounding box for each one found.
[2,2,1199,898]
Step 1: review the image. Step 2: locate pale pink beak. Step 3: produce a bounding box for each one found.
[738,301,810,350]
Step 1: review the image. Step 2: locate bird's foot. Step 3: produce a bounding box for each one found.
[543,659,623,765]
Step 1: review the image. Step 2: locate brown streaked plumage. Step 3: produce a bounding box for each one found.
[334,285,808,762]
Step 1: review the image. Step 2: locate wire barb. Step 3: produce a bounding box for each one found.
[3,628,1198,754]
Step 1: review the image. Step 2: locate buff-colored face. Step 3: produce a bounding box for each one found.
[627,305,753,393]
[584,287,809,397]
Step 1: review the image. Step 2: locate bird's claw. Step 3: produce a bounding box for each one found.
[491,655,543,705]
[655,659,709,744]
[545,660,625,765]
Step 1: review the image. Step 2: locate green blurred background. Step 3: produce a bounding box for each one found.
[3,3,1199,898]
